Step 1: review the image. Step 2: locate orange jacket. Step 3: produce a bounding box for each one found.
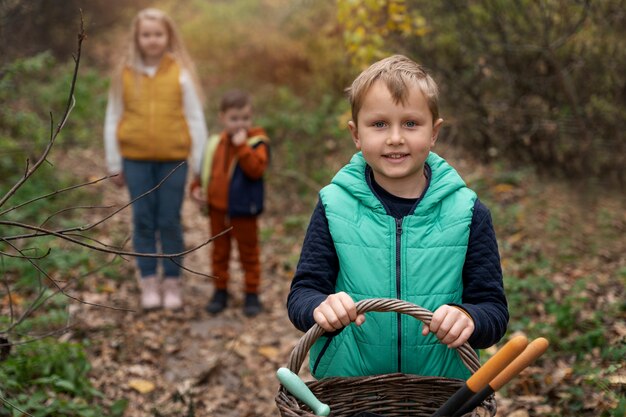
[203,127,269,212]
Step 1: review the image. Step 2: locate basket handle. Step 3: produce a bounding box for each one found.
[287,298,481,375]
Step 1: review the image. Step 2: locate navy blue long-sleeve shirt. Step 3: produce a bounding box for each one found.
[287,168,508,349]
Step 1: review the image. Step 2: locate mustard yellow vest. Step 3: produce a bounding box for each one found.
[117,54,191,161]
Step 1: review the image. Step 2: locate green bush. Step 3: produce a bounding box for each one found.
[337,0,626,185]
[0,52,107,183]
[1,52,117,417]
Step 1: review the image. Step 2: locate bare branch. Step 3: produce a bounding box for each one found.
[1,279,49,334]
[1,276,15,327]
[0,394,33,417]
[0,11,221,371]
[3,163,187,242]
[54,232,121,250]
[0,15,85,209]
[38,205,115,229]
[2,164,184,245]
[1,325,73,347]
[84,162,187,231]
[171,257,218,280]
[0,248,51,260]
[0,254,128,335]
[0,174,114,218]
[1,220,230,260]
[0,239,134,323]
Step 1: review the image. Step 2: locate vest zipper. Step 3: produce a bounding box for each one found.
[312,336,334,376]
[149,76,155,145]
[395,217,403,373]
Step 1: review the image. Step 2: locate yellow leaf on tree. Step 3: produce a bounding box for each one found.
[128,378,155,394]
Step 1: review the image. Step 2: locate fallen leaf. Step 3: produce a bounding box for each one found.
[607,374,626,385]
[258,345,280,361]
[128,378,155,394]
[98,282,117,293]
[1,294,25,307]
[507,410,530,417]
[613,321,626,337]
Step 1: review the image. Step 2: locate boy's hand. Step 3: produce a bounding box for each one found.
[231,128,248,146]
[313,292,366,332]
[421,305,474,349]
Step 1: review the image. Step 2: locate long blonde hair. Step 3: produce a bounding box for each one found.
[109,8,205,104]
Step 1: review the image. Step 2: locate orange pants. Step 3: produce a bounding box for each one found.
[209,209,261,294]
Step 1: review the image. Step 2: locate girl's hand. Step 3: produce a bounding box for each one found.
[421,305,474,349]
[230,128,248,146]
[110,172,125,188]
[190,185,205,205]
[313,292,366,332]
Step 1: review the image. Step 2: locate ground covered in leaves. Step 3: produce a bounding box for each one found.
[66,151,303,417]
[63,147,624,417]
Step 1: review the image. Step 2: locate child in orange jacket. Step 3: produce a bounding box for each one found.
[191,90,269,316]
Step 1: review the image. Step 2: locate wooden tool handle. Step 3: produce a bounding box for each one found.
[430,335,528,417]
[277,367,330,416]
[489,337,549,390]
[465,335,528,391]
[451,337,550,417]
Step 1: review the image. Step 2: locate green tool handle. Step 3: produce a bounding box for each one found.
[276,367,330,416]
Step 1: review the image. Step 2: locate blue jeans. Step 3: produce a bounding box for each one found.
[123,159,188,279]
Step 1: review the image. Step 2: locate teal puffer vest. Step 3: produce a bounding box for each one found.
[311,152,476,380]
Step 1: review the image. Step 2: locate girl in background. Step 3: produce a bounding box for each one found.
[104,8,207,310]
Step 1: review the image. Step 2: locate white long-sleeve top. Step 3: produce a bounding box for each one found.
[103,64,208,175]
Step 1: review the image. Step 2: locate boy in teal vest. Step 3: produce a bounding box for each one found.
[287,55,508,380]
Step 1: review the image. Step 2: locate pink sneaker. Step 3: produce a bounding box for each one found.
[162,279,182,310]
[140,275,161,310]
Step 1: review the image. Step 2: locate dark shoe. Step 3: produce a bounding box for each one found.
[243,293,263,317]
[206,289,228,314]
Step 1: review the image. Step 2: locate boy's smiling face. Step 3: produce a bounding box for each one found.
[349,80,443,198]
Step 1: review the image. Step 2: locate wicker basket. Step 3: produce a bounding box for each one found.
[276,298,496,417]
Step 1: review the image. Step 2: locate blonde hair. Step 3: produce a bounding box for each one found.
[346,55,440,125]
[109,8,204,103]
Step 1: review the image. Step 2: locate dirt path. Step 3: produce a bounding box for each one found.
[52,145,626,417]
[65,148,306,417]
